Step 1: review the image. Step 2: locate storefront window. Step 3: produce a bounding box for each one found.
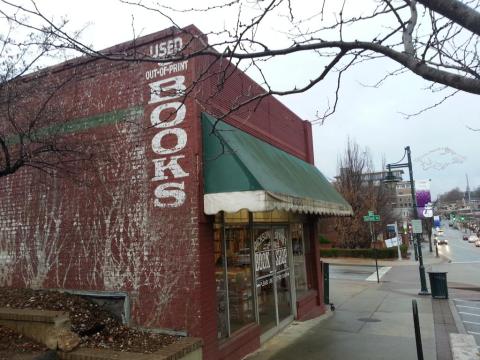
[214,224,228,339]
[291,224,308,297]
[214,211,305,338]
[214,222,255,339]
[225,226,255,333]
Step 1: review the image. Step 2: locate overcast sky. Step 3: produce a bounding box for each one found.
[18,0,480,198]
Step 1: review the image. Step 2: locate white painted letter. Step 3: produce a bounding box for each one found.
[148,76,186,104]
[154,182,185,207]
[151,128,187,155]
[152,156,189,181]
[150,102,186,128]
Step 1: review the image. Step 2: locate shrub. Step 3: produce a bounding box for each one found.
[319,235,331,244]
[321,244,408,259]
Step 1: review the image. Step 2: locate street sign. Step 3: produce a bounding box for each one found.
[363,211,381,222]
[411,219,423,234]
[423,203,433,218]
[363,215,380,222]
[385,237,400,248]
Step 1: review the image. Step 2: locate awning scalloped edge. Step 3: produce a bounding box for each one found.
[204,191,353,216]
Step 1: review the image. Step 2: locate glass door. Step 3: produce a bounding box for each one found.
[254,226,293,334]
[254,227,276,333]
[273,227,292,323]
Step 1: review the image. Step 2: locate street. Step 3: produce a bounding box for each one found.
[436,225,480,263]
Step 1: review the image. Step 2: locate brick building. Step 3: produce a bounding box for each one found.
[0,25,352,359]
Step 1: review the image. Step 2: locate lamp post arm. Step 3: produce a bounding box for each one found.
[406,146,419,220]
[387,163,410,169]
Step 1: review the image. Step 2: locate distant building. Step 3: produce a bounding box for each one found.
[392,181,414,221]
[336,169,413,222]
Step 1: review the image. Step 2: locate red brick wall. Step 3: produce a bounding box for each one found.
[194,56,313,163]
[0,25,320,360]
[0,26,206,333]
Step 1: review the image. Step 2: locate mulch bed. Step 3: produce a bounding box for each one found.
[0,288,179,353]
[0,325,47,352]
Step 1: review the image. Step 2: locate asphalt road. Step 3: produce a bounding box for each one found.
[432,224,480,346]
[453,298,480,346]
[436,225,480,263]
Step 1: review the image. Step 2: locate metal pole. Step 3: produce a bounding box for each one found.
[394,221,402,261]
[412,231,418,261]
[427,218,433,253]
[412,300,424,360]
[406,146,429,295]
[370,222,379,283]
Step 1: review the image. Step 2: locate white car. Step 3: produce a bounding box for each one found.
[468,235,479,243]
[437,238,448,245]
[475,240,480,247]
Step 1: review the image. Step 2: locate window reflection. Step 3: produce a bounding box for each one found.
[214,225,228,339]
[225,227,255,333]
[292,224,308,296]
[214,224,255,339]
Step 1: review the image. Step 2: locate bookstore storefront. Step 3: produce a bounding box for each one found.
[214,210,312,341]
[202,113,353,343]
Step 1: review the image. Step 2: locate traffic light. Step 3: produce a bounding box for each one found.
[460,216,465,221]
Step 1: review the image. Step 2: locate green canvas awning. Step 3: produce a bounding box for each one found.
[202,113,352,216]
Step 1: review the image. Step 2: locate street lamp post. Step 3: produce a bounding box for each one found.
[385,146,429,295]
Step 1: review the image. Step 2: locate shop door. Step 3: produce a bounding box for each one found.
[254,226,293,334]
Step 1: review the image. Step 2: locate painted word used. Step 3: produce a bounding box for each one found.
[148,73,189,208]
[149,37,183,59]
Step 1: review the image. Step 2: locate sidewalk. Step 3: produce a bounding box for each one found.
[246,248,449,360]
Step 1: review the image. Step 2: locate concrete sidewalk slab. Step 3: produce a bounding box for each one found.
[247,265,437,360]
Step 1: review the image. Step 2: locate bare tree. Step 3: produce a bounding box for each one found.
[4,0,479,121]
[438,187,465,202]
[334,140,394,248]
[0,6,91,178]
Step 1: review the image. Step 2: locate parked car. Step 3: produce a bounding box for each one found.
[463,235,469,241]
[468,235,479,243]
[437,229,444,235]
[437,238,448,245]
[475,240,480,247]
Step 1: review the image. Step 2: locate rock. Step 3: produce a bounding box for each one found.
[56,329,80,352]
[44,327,80,352]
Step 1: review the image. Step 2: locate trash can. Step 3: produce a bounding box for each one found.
[323,262,329,305]
[428,272,448,299]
